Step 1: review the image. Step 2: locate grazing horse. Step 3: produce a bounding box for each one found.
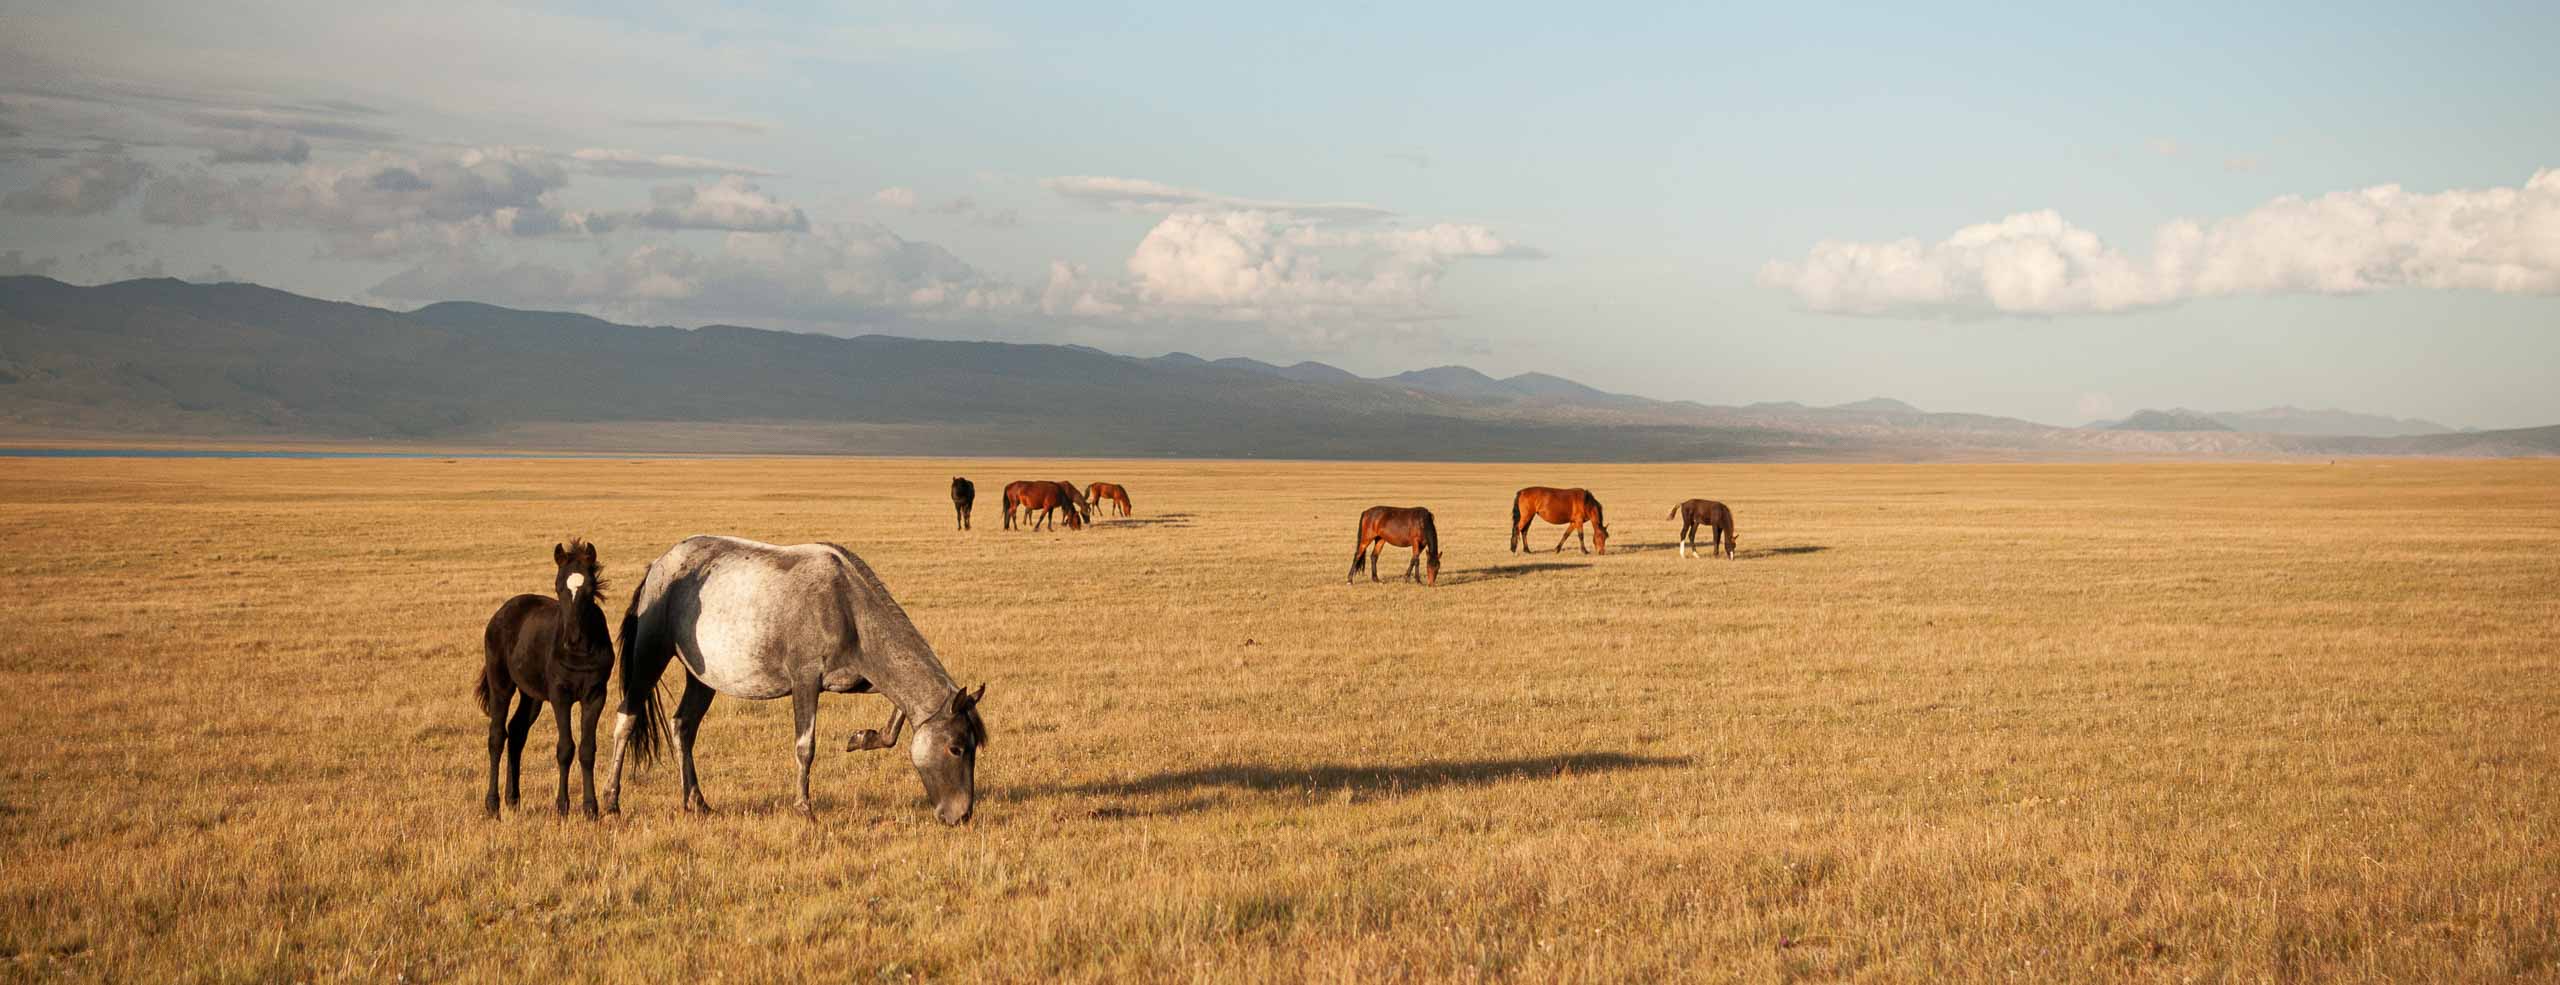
[950,477,975,530]
[477,540,614,817]
[1510,486,1609,555]
[1083,482,1133,518]
[1669,499,1739,559]
[1054,479,1093,527]
[603,536,990,823]
[1010,480,1084,532]
[1349,506,1442,586]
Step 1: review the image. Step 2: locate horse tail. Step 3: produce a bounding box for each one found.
[616,566,672,767]
[1510,494,1521,549]
[1668,504,1681,521]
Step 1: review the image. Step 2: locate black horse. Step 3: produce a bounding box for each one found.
[951,477,976,530]
[476,540,614,817]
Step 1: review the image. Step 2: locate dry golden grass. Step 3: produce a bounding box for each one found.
[2,455,2556,982]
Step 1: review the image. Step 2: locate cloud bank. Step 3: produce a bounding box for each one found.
[3,155,151,215]
[1761,170,2560,316]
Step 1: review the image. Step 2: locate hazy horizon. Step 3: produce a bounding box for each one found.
[4,1,2555,429]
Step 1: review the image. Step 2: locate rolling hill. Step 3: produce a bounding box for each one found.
[2,276,2552,460]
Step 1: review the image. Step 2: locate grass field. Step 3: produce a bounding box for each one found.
[2,455,2555,982]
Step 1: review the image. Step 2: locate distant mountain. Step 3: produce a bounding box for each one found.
[2207,406,2455,437]
[1831,398,1923,414]
[4,276,2552,460]
[2099,409,2235,432]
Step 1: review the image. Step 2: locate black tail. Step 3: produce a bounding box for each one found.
[617,567,672,767]
[1510,497,1521,550]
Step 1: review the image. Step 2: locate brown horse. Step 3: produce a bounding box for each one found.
[1083,482,1133,518]
[1011,480,1085,531]
[1349,506,1441,586]
[477,540,614,817]
[950,477,975,530]
[1510,487,1608,554]
[1669,499,1738,559]
[1054,480,1093,527]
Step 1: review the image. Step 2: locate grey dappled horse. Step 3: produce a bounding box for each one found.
[602,536,989,824]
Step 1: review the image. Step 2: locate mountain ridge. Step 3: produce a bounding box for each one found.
[2,276,2548,460]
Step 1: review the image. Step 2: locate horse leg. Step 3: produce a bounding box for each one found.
[672,674,718,814]
[1406,542,1423,583]
[790,684,820,818]
[576,694,604,818]
[483,686,509,817]
[502,696,539,808]
[1554,521,1575,554]
[1372,541,1386,582]
[550,697,576,816]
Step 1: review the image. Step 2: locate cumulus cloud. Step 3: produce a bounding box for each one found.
[874,186,917,209]
[568,147,774,178]
[1759,170,2560,316]
[2,154,149,215]
[372,223,1021,324]
[1042,175,1393,222]
[596,175,807,232]
[1044,209,1537,324]
[205,127,310,164]
[139,146,579,256]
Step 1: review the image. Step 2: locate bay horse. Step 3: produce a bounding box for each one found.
[603,535,989,823]
[1349,506,1441,586]
[950,477,975,530]
[1669,499,1739,559]
[1510,486,1609,555]
[1083,482,1133,518]
[1011,480,1085,531]
[476,540,614,817]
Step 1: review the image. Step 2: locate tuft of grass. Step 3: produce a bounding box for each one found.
[0,456,2554,981]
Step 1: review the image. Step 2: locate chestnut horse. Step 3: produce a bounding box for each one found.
[1008,480,1085,531]
[1669,498,1738,559]
[950,476,975,530]
[477,540,613,817]
[1510,486,1608,555]
[1083,482,1133,518]
[1349,506,1441,586]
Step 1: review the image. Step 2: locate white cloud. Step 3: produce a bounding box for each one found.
[1041,175,1393,222]
[874,185,917,209]
[1048,209,1536,325]
[1759,170,2560,315]
[600,175,806,232]
[2,154,150,215]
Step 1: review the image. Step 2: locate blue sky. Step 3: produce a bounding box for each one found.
[3,0,2554,426]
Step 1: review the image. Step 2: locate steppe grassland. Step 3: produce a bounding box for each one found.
[1,455,2555,982]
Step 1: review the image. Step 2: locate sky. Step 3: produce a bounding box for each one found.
[2,0,2555,428]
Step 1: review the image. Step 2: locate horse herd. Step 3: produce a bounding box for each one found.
[1354,486,1743,587]
[477,477,1739,825]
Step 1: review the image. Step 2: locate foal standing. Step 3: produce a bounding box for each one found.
[1669,499,1738,559]
[477,540,614,817]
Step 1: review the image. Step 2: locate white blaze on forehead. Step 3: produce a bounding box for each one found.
[564,572,587,594]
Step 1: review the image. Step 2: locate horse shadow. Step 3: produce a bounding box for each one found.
[1019,751,1690,818]
[1095,511,1195,529]
[1438,561,1587,585]
[1743,545,1828,559]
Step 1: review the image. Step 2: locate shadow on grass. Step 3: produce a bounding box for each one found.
[1742,545,1828,559]
[1435,561,1586,585]
[1094,511,1195,529]
[1021,752,1691,818]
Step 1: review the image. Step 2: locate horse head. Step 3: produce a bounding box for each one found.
[551,539,601,611]
[911,683,989,825]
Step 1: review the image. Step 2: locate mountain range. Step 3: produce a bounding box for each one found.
[3,276,2553,460]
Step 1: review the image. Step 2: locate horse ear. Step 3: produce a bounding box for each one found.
[580,541,598,561]
[968,682,987,705]
[553,543,569,564]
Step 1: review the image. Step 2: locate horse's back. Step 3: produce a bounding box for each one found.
[1516,486,1591,521]
[638,536,862,698]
